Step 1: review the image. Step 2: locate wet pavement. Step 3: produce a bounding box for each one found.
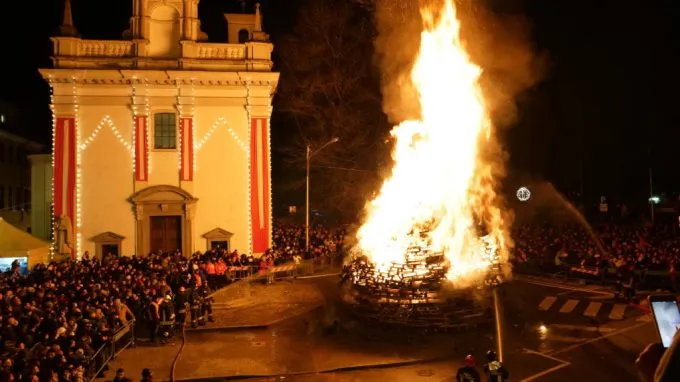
[106,275,654,382]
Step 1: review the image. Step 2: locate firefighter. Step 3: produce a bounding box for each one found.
[159,295,176,342]
[199,285,215,323]
[483,350,509,382]
[175,286,189,327]
[456,354,481,382]
[189,288,201,329]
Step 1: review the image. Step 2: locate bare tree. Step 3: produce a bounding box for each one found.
[275,0,390,220]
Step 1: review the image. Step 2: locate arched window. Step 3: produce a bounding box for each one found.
[238,29,250,43]
[154,113,177,149]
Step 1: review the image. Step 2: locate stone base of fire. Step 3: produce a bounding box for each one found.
[341,252,497,329]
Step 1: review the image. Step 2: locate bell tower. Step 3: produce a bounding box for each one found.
[129,0,206,58]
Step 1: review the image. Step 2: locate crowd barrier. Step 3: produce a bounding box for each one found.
[85,321,136,381]
[513,261,679,291]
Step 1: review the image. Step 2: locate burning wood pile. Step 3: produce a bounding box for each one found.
[342,234,503,328]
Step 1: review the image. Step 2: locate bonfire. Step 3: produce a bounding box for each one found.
[344,0,509,327]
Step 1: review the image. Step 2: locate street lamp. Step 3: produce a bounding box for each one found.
[306,137,339,253]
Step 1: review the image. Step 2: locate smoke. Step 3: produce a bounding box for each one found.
[372,0,546,128]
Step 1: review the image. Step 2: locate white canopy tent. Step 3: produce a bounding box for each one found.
[0,217,50,271]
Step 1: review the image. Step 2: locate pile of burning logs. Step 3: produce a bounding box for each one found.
[342,238,502,329]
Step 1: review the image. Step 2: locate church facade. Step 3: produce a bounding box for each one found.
[40,0,278,259]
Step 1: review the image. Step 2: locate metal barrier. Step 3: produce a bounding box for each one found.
[513,261,679,291]
[85,321,136,381]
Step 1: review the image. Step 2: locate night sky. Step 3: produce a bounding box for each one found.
[1,0,679,206]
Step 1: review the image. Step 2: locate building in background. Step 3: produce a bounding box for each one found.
[40,0,278,259]
[0,128,45,231]
[28,154,53,241]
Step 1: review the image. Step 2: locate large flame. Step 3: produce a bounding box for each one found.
[357,0,510,286]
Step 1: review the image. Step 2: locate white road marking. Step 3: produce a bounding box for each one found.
[539,296,557,311]
[516,276,614,296]
[583,302,602,317]
[520,349,571,382]
[559,299,579,313]
[549,321,650,356]
[548,324,617,333]
[543,334,589,343]
[608,304,627,320]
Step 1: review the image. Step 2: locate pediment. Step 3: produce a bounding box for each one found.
[129,185,197,204]
[201,228,234,240]
[90,231,125,243]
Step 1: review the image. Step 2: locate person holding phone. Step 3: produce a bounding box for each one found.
[636,295,680,381]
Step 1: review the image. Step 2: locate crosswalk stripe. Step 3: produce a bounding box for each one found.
[539,296,557,311]
[608,304,626,320]
[584,302,602,317]
[559,299,579,313]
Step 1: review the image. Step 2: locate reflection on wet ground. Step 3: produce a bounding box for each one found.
[177,303,496,379]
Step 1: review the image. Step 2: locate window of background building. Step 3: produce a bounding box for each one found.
[154,113,177,149]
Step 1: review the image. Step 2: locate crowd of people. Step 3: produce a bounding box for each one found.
[2,219,678,380]
[513,221,680,290]
[0,223,344,381]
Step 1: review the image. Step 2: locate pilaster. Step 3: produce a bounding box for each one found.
[247,103,273,254]
[132,82,150,185]
[51,100,78,259]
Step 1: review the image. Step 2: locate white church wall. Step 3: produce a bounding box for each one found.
[193,106,250,253]
[77,105,135,255]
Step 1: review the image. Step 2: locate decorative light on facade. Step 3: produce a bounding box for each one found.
[191,80,197,175]
[79,115,134,153]
[245,79,253,254]
[131,78,138,173]
[266,81,273,249]
[48,77,56,259]
[72,77,82,259]
[177,82,183,172]
[144,80,152,174]
[193,116,248,152]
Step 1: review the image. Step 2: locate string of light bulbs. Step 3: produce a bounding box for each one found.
[48,76,57,258]
[78,115,134,153]
[72,76,82,259]
[194,116,248,152]
[245,78,253,254]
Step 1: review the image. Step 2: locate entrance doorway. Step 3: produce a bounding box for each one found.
[101,244,119,257]
[150,216,182,252]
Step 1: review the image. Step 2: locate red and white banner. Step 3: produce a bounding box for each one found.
[134,116,148,181]
[54,117,76,256]
[250,117,271,253]
[180,117,194,181]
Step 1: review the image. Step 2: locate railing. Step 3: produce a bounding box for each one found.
[85,321,136,381]
[513,261,679,291]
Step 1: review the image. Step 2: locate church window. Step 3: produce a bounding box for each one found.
[154,113,177,149]
[238,29,250,43]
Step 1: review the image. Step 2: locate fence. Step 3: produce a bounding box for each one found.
[85,321,136,381]
[210,255,342,301]
[513,261,679,291]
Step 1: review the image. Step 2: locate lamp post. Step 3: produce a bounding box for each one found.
[305,137,339,253]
